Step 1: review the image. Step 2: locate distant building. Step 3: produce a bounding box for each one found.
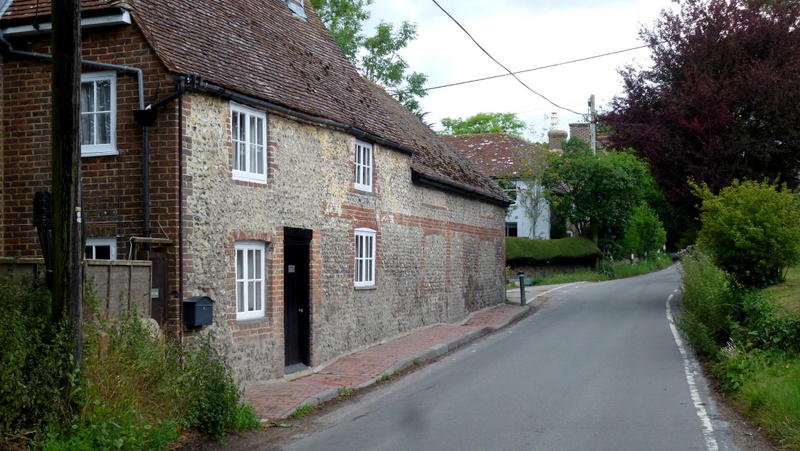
[443,134,551,240]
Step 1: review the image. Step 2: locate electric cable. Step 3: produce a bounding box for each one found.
[430,0,583,115]
[427,44,650,91]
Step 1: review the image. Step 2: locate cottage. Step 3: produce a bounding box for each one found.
[443,133,551,240]
[0,0,510,383]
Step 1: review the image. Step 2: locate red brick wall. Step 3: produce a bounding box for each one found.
[1,23,183,322]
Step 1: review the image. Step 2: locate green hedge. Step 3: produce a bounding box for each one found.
[506,237,601,264]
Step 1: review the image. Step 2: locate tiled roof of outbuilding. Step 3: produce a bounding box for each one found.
[0,0,508,204]
[442,133,543,178]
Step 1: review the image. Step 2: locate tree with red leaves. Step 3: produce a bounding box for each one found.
[600,0,800,218]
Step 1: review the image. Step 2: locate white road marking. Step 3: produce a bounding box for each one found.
[666,294,719,451]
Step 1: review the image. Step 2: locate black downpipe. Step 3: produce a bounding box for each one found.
[177,77,185,336]
[143,126,150,239]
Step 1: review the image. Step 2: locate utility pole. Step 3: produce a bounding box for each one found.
[588,94,597,155]
[51,0,84,368]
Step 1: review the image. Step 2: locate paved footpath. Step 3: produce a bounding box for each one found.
[245,283,574,420]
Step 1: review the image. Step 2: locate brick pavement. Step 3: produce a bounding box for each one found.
[244,303,535,420]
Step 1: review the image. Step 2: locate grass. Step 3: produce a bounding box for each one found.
[734,266,800,448]
[288,404,315,419]
[765,266,800,313]
[529,254,673,286]
[735,355,800,448]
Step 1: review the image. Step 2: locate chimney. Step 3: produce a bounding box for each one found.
[569,123,591,142]
[285,0,307,19]
[548,129,568,152]
[548,113,567,151]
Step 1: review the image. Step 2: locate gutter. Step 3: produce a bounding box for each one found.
[412,170,513,207]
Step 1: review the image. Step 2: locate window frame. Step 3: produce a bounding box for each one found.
[354,140,373,192]
[80,71,117,157]
[85,237,117,260]
[354,228,376,288]
[230,103,268,184]
[235,241,266,320]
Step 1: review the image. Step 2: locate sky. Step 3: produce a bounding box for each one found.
[365,0,676,141]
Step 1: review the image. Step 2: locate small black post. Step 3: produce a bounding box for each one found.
[517,271,526,306]
[630,248,635,265]
[33,190,53,289]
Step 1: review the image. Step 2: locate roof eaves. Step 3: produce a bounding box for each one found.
[195,78,418,156]
[412,169,513,207]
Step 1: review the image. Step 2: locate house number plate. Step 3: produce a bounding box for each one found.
[288,265,295,273]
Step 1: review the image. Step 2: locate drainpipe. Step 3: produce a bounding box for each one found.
[177,76,186,342]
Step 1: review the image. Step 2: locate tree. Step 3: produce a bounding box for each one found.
[696,180,800,287]
[600,0,800,218]
[544,147,650,255]
[312,0,429,119]
[514,144,553,239]
[440,112,527,138]
[621,203,667,260]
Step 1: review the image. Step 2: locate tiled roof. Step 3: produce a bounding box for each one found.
[0,0,506,203]
[365,83,509,203]
[442,133,543,178]
[1,0,122,20]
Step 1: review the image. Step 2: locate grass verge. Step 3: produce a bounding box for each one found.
[531,254,673,286]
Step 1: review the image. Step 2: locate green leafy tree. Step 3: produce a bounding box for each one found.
[544,146,650,255]
[696,180,800,287]
[621,203,667,260]
[440,112,527,138]
[312,0,428,119]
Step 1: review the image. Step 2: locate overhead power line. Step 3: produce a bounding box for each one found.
[430,0,583,115]
[427,44,650,91]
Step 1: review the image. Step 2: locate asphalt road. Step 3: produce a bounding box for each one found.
[276,267,739,451]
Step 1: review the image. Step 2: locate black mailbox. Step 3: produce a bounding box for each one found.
[183,296,214,327]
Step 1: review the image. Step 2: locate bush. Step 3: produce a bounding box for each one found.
[181,339,258,441]
[0,276,74,446]
[696,180,800,288]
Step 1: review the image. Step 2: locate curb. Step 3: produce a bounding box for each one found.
[281,304,536,418]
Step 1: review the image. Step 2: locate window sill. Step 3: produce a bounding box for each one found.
[354,285,377,291]
[236,316,271,324]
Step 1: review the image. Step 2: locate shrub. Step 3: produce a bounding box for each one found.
[696,180,800,288]
[0,276,74,445]
[181,338,258,441]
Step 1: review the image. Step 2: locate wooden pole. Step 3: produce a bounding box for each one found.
[50,0,83,368]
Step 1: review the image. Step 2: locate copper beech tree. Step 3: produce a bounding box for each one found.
[601,0,800,218]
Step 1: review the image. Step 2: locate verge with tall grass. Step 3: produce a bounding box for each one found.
[677,246,800,449]
[0,275,260,450]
